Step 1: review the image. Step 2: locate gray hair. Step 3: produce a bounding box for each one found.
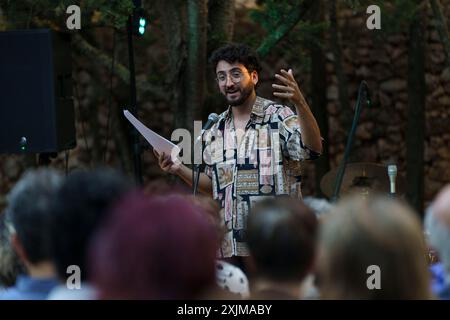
[303,197,333,218]
[0,214,25,287]
[6,168,63,224]
[5,168,63,264]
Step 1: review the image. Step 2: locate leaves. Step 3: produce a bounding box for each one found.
[250,0,305,31]
[0,0,135,30]
[250,0,327,65]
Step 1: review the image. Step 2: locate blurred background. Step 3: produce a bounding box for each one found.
[0,0,449,214]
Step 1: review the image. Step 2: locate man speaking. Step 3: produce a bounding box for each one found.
[155,43,322,261]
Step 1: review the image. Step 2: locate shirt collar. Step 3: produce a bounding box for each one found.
[222,96,267,123]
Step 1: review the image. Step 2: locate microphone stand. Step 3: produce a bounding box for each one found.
[126,15,143,185]
[192,137,203,196]
[193,164,202,196]
[331,81,370,202]
[192,113,218,196]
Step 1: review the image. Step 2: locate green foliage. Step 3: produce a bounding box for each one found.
[293,19,329,48]
[250,0,328,47]
[250,0,305,32]
[343,0,362,12]
[82,0,134,29]
[249,0,328,70]
[0,0,134,30]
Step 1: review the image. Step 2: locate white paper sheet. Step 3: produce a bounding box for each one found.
[123,110,180,161]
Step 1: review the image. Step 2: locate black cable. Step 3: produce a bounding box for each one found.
[103,28,116,164]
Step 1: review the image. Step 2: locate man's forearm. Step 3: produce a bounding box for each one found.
[176,164,213,196]
[296,103,322,153]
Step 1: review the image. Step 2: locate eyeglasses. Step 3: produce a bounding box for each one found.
[216,69,250,85]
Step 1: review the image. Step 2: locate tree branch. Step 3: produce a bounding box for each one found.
[257,0,315,57]
[72,33,167,101]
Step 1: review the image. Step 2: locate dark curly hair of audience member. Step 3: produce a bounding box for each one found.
[48,168,132,282]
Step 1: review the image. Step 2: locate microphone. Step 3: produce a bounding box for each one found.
[193,113,219,196]
[195,113,219,144]
[388,164,397,196]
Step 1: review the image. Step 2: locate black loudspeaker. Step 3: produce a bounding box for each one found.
[0,29,76,153]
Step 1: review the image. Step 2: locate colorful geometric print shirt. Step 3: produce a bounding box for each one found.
[203,96,321,258]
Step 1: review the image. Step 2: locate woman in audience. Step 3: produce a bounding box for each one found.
[317,195,432,299]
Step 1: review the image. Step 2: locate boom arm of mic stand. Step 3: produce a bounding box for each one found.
[331,82,369,202]
[193,135,203,196]
[193,164,202,196]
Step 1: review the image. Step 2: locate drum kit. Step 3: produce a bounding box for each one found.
[320,162,405,199]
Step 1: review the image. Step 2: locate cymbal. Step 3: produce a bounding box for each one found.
[320,162,405,198]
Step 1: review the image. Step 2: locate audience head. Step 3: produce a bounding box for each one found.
[303,196,333,219]
[318,195,431,299]
[190,195,224,243]
[425,185,450,274]
[5,168,62,268]
[49,168,132,282]
[0,213,25,287]
[247,197,318,283]
[89,192,218,299]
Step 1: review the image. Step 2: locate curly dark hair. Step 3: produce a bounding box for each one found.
[48,168,133,281]
[209,43,262,74]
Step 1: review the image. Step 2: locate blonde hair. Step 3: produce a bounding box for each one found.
[318,195,432,299]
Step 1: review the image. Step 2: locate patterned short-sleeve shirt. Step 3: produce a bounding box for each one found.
[203,96,320,257]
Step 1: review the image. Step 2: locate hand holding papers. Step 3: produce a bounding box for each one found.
[123,110,181,162]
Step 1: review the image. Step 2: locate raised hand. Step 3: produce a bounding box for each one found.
[272,69,307,108]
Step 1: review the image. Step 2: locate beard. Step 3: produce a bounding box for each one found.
[225,82,254,107]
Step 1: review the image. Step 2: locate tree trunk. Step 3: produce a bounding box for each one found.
[207,0,235,54]
[406,3,426,216]
[155,0,207,132]
[309,0,329,197]
[204,0,236,119]
[185,0,208,131]
[328,0,352,131]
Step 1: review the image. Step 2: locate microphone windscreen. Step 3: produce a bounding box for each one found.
[208,113,219,122]
[388,165,397,177]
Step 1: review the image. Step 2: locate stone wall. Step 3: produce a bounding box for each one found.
[0,2,449,209]
[320,3,450,204]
